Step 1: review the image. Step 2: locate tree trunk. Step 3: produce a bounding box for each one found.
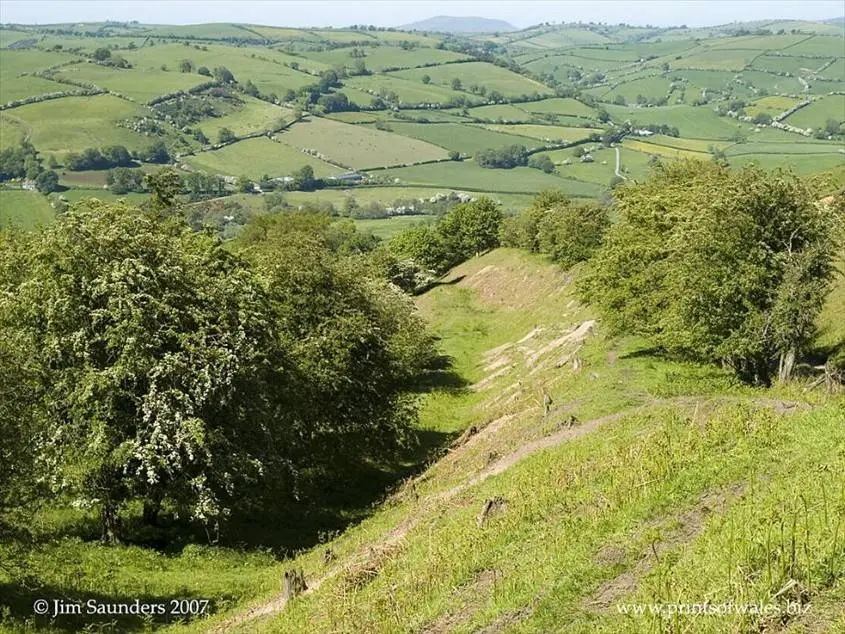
[778,347,797,383]
[101,499,121,544]
[142,497,161,526]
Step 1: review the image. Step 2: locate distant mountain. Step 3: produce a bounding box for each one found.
[399,16,517,34]
[823,16,845,25]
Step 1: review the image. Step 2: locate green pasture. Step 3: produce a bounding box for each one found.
[466,104,536,122]
[380,122,546,155]
[392,62,552,98]
[344,74,470,106]
[198,97,288,140]
[0,113,31,148]
[372,161,601,197]
[185,137,343,179]
[54,62,209,103]
[606,103,745,139]
[0,189,54,229]
[784,96,845,129]
[9,94,150,153]
[782,34,845,57]
[352,214,438,239]
[304,46,468,71]
[518,98,597,119]
[278,116,449,169]
[478,124,598,142]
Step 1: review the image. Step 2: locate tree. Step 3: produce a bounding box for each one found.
[197,65,212,77]
[438,197,503,264]
[217,127,236,144]
[421,74,431,84]
[597,109,611,123]
[106,167,144,194]
[528,154,555,174]
[139,140,171,164]
[242,79,259,97]
[291,164,316,191]
[179,59,194,73]
[752,112,772,125]
[0,201,293,540]
[213,66,235,83]
[613,94,626,106]
[34,169,59,194]
[475,145,528,169]
[47,154,58,169]
[24,154,41,180]
[143,167,182,212]
[237,175,254,193]
[92,47,111,61]
[580,160,839,385]
[450,78,463,91]
[537,202,609,267]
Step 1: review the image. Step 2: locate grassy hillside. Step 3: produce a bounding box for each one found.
[154,247,843,634]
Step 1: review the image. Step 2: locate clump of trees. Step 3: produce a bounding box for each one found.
[499,190,610,268]
[0,200,437,542]
[387,197,503,288]
[106,167,145,194]
[476,144,529,169]
[66,145,134,171]
[0,141,41,181]
[579,160,842,385]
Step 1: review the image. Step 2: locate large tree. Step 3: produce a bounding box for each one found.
[580,160,840,384]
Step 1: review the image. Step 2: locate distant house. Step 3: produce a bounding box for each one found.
[634,129,654,136]
[580,153,594,163]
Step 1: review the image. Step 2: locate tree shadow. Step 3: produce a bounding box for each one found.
[411,352,471,393]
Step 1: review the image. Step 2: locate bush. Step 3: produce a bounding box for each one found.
[34,169,60,194]
[476,144,528,169]
[537,203,609,267]
[528,154,555,173]
[580,160,839,385]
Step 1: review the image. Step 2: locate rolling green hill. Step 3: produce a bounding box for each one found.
[0,18,842,232]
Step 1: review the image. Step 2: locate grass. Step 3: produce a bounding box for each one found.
[278,116,449,170]
[303,46,468,71]
[374,161,602,197]
[784,96,845,129]
[185,137,343,179]
[9,94,149,154]
[0,112,31,149]
[343,74,471,107]
[198,97,288,140]
[123,44,320,96]
[746,95,804,118]
[53,62,209,103]
[477,124,599,143]
[671,48,758,71]
[378,122,546,155]
[598,76,673,104]
[466,104,536,122]
[517,98,597,118]
[606,104,745,140]
[0,189,54,229]
[0,49,82,104]
[353,214,438,239]
[783,34,845,57]
[167,248,843,634]
[392,62,552,98]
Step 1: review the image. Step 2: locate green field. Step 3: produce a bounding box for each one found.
[9,94,150,153]
[54,62,209,103]
[606,103,746,139]
[785,96,845,129]
[185,137,343,178]
[344,74,471,107]
[0,112,31,148]
[0,49,81,104]
[393,62,552,98]
[374,161,602,197]
[0,189,54,229]
[278,116,449,169]
[381,122,548,155]
[478,124,599,142]
[352,214,438,239]
[516,97,597,118]
[199,97,289,140]
[303,46,469,71]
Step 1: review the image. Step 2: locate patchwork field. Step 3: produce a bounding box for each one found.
[0,18,842,234]
[278,116,449,169]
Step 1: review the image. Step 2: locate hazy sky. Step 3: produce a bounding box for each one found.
[0,0,842,29]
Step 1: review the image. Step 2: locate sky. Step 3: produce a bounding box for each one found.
[0,0,842,29]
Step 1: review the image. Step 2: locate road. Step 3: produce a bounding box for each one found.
[614,146,627,180]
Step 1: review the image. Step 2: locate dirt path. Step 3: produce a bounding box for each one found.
[206,395,811,632]
[614,146,627,180]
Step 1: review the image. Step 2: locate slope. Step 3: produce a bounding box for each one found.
[185,248,845,634]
